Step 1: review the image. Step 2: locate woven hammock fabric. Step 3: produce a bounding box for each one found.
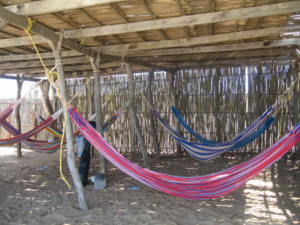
[1,109,123,153]
[36,111,121,139]
[171,106,274,150]
[151,107,273,160]
[1,120,63,153]
[68,107,300,200]
[0,116,55,146]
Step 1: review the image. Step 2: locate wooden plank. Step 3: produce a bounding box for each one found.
[63,2,300,39]
[0,6,161,70]
[5,0,126,16]
[0,5,95,58]
[99,25,300,53]
[117,38,300,57]
[0,39,298,64]
[0,19,8,30]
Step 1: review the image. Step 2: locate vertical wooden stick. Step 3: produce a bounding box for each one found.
[15,75,23,157]
[125,63,150,169]
[168,71,181,157]
[90,49,107,175]
[147,68,160,158]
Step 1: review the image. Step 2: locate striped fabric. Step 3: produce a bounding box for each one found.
[36,110,122,139]
[171,106,275,150]
[0,116,55,147]
[68,107,300,200]
[151,107,273,160]
[1,109,124,153]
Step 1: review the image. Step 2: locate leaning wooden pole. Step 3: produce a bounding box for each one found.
[15,74,23,157]
[168,71,181,157]
[147,68,160,158]
[46,32,88,211]
[125,63,150,169]
[90,49,106,175]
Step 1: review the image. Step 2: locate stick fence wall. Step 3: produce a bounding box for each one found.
[1,64,299,157]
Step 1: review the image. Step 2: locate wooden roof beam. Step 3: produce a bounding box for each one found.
[175,0,191,38]
[140,0,168,40]
[108,3,146,42]
[1,2,299,46]
[0,19,8,30]
[0,38,298,63]
[99,25,300,53]
[0,6,164,71]
[5,0,126,16]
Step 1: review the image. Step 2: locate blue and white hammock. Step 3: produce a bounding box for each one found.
[148,97,279,160]
[171,106,276,150]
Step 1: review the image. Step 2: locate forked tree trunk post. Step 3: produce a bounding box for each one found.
[168,71,181,157]
[125,63,150,169]
[147,68,160,158]
[90,48,106,175]
[46,31,88,211]
[39,81,54,117]
[15,74,23,157]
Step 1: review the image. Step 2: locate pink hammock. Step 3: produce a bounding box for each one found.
[68,107,300,200]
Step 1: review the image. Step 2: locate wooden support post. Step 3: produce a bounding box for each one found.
[130,113,136,153]
[294,60,300,157]
[214,69,221,143]
[87,77,93,118]
[125,63,150,169]
[39,81,54,117]
[90,49,107,175]
[256,67,262,152]
[168,71,181,157]
[46,32,88,211]
[147,68,160,158]
[15,75,23,157]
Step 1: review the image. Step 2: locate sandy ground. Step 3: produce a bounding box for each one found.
[0,147,299,225]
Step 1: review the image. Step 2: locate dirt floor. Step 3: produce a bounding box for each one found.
[0,147,299,225]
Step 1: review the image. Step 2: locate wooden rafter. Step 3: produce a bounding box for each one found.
[80,8,124,44]
[0,38,298,63]
[98,25,300,53]
[108,3,146,42]
[0,5,165,71]
[1,2,298,44]
[175,0,191,38]
[5,0,126,16]
[210,0,215,35]
[1,23,298,51]
[140,0,168,40]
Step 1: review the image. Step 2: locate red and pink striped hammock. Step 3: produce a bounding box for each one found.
[68,106,300,200]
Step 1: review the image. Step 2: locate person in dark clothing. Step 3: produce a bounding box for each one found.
[79,121,96,186]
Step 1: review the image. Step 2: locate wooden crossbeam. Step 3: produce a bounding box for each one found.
[99,25,300,53]
[5,0,126,16]
[1,2,299,49]
[0,48,294,70]
[0,19,8,30]
[108,3,146,42]
[0,6,163,70]
[63,2,300,39]
[0,39,298,63]
[120,38,300,57]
